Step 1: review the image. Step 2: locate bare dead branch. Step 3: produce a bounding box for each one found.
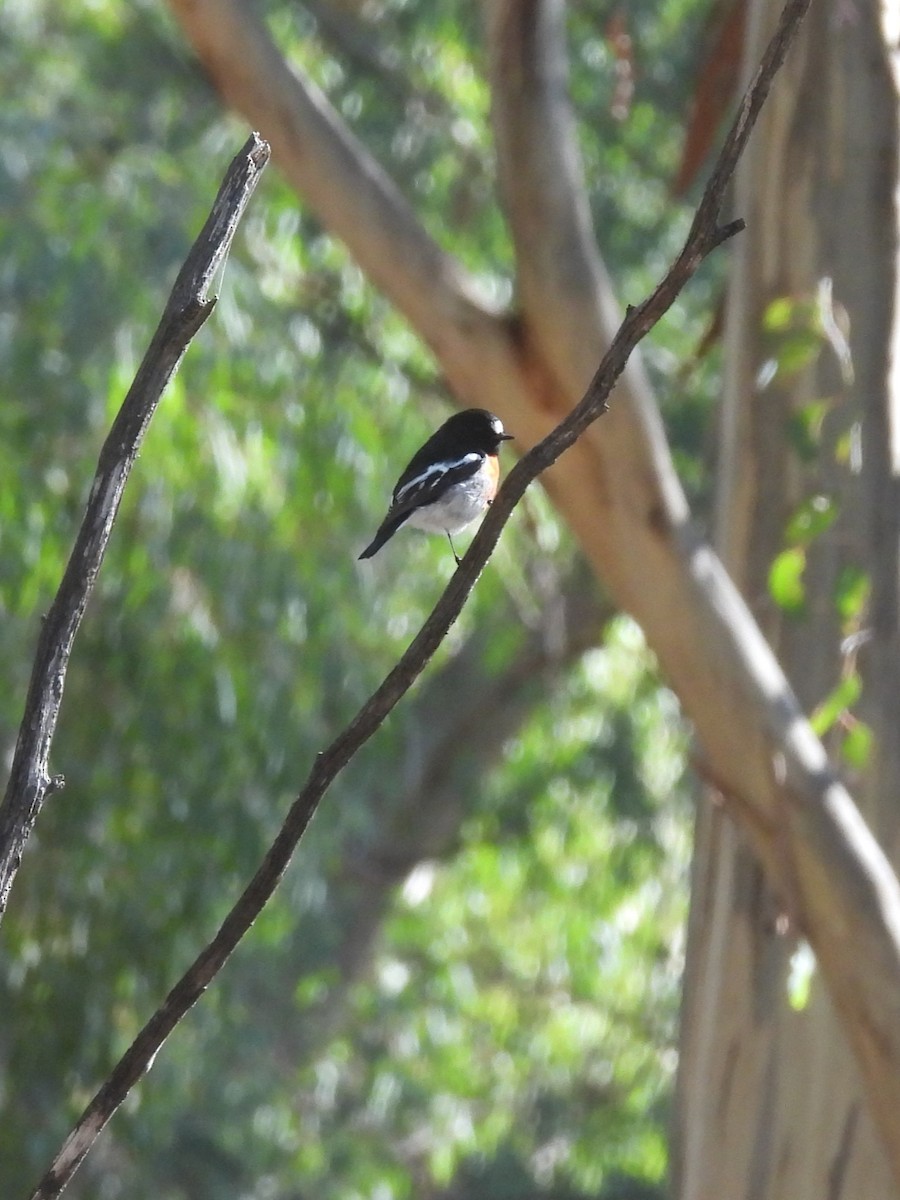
[27,3,831,1195]
[0,134,270,922]
[271,571,611,1057]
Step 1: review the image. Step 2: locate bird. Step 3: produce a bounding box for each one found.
[359,408,513,565]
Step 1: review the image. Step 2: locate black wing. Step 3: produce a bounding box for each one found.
[391,451,482,511]
[358,453,482,560]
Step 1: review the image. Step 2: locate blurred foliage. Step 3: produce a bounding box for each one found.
[763,282,870,771]
[0,0,716,1197]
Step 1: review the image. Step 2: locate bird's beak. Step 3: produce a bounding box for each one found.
[501,432,514,441]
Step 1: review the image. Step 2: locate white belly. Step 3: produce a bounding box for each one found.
[405,466,494,535]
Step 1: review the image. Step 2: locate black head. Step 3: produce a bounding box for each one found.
[440,408,513,454]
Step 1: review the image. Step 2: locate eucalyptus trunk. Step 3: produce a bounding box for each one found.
[675,2,900,1196]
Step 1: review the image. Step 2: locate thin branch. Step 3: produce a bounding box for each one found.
[28,2,815,1194]
[268,570,610,1060]
[0,134,271,920]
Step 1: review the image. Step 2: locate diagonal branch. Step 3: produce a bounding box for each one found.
[485,0,616,393]
[166,0,512,397]
[0,133,271,922]
[270,571,610,1059]
[34,4,891,1196]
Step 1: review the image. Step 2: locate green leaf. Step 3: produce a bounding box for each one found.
[784,493,837,546]
[834,423,861,466]
[785,399,831,462]
[775,329,823,376]
[762,295,796,332]
[834,565,870,623]
[810,673,862,736]
[787,942,816,1011]
[768,547,807,613]
[841,721,874,770]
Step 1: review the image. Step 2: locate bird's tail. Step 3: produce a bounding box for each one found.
[358,511,408,560]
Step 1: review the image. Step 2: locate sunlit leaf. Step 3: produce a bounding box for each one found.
[787,942,816,1011]
[841,720,874,770]
[834,564,870,623]
[768,547,807,613]
[810,673,862,736]
[762,295,796,332]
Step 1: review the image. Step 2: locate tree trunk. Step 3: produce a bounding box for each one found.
[675,1,900,1196]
